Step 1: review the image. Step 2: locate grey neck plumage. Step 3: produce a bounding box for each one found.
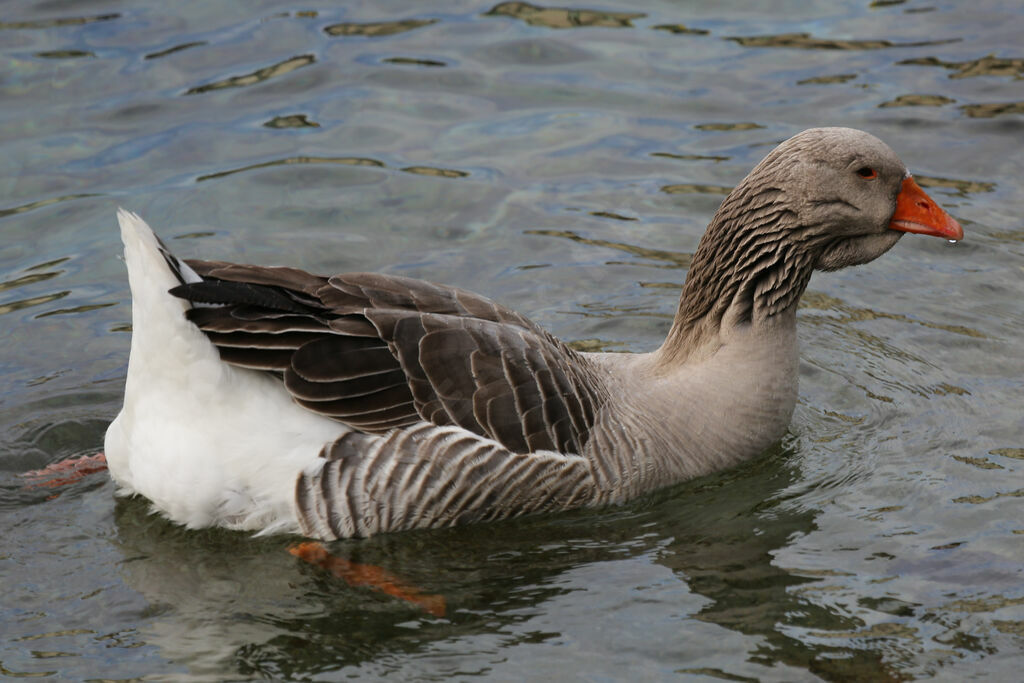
[658,170,818,365]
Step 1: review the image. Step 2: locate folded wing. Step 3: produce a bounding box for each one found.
[171,261,609,456]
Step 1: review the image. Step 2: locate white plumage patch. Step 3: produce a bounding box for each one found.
[105,210,347,533]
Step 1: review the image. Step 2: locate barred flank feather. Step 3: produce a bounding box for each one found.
[295,424,597,539]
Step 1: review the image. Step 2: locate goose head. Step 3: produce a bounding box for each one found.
[751,127,963,270]
[663,127,963,362]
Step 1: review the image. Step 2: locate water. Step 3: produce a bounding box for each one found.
[1,1,1022,680]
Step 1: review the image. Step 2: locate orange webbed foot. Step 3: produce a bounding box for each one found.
[21,452,108,490]
[289,541,446,617]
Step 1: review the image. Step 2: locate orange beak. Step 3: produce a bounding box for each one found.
[889,176,964,240]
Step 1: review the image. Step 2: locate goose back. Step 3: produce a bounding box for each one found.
[173,261,611,455]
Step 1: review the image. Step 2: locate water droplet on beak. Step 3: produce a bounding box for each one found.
[947,239,958,245]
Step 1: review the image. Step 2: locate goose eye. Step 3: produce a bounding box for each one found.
[856,167,877,179]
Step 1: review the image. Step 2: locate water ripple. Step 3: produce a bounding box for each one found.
[727,32,959,50]
[898,55,1024,79]
[526,229,692,268]
[0,14,119,30]
[144,41,206,60]
[324,19,438,37]
[185,54,315,95]
[485,2,645,29]
[960,101,1024,119]
[196,156,386,182]
[0,194,101,220]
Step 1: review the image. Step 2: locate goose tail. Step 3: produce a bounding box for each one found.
[115,208,217,361]
[107,210,345,533]
[117,207,201,306]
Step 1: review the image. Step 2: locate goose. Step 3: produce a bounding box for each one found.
[105,127,963,540]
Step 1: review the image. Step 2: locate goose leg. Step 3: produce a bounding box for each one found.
[289,541,446,616]
[21,452,108,490]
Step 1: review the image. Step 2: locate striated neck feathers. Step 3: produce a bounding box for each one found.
[659,150,820,363]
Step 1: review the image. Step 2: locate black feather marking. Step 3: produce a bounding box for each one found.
[185,259,329,296]
[159,244,191,287]
[170,280,311,314]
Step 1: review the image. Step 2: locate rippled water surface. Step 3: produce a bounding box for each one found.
[2,1,1023,680]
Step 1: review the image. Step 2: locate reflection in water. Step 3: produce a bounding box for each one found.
[25,257,71,272]
[800,290,985,339]
[898,55,1024,79]
[653,453,905,681]
[400,166,468,178]
[145,41,206,60]
[995,620,1024,635]
[695,122,764,131]
[799,290,978,404]
[107,447,908,680]
[525,228,692,268]
[263,114,320,129]
[573,299,668,320]
[34,302,117,319]
[914,175,995,197]
[660,182,732,195]
[797,73,858,85]
[289,542,446,617]
[324,19,438,37]
[565,338,626,352]
[952,487,1024,505]
[589,210,637,221]
[943,595,1024,612]
[878,94,956,107]
[952,454,1003,471]
[0,194,100,220]
[173,231,218,240]
[196,156,385,182]
[728,32,956,50]
[35,50,94,59]
[960,101,1024,119]
[651,23,709,36]
[651,152,730,162]
[195,156,469,182]
[0,14,119,30]
[485,2,644,29]
[0,291,70,316]
[0,271,63,294]
[382,57,447,67]
[185,55,315,95]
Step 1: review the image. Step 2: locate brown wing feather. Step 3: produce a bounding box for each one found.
[172,260,608,454]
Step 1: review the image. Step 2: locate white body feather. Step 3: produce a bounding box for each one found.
[104,210,346,534]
